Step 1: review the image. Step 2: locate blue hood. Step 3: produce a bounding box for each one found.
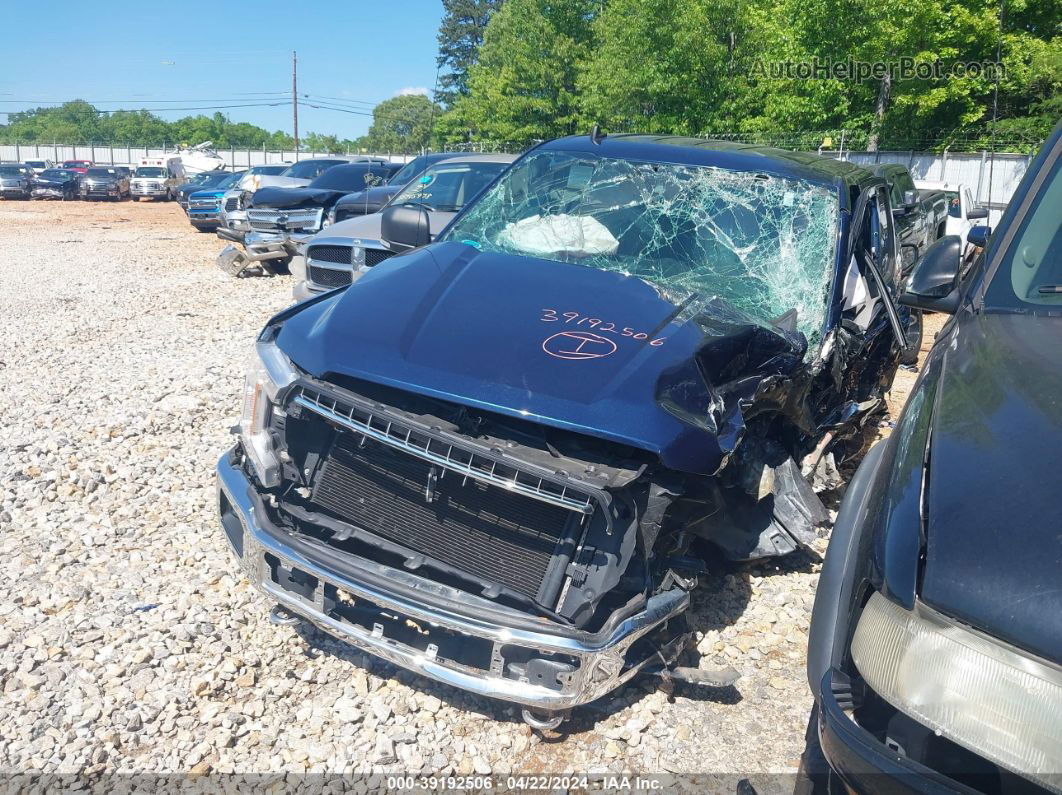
[189,189,226,200]
[276,242,807,475]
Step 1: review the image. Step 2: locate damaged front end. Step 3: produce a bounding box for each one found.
[219,340,698,724]
[217,141,903,723]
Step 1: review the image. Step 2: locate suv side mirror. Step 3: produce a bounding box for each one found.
[966,206,989,220]
[381,204,431,251]
[899,235,963,314]
[967,225,991,248]
[903,189,918,208]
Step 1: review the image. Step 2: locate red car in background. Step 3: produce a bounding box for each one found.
[61,160,93,174]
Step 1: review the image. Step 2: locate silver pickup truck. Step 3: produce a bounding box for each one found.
[217,162,399,277]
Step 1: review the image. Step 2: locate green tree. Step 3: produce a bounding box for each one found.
[452,0,597,144]
[436,0,506,106]
[364,94,437,153]
[301,132,345,153]
[579,0,768,135]
[2,100,103,142]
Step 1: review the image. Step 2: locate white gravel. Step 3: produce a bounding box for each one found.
[0,200,911,782]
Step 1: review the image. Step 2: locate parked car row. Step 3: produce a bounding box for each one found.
[0,156,189,201]
[214,153,460,274]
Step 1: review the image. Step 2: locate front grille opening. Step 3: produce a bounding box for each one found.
[280,405,594,620]
[307,244,352,265]
[310,432,577,602]
[308,265,352,289]
[365,248,395,267]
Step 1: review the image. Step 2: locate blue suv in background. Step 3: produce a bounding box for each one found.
[187,171,245,231]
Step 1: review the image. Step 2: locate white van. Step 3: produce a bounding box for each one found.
[130,156,186,200]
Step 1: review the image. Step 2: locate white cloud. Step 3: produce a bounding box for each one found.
[396,86,430,97]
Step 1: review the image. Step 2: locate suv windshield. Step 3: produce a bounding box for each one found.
[135,167,167,178]
[391,161,508,214]
[309,165,390,191]
[441,150,839,341]
[86,168,118,178]
[216,172,245,189]
[983,152,1061,311]
[25,161,47,168]
[40,169,73,179]
[388,154,441,186]
[282,160,345,180]
[250,164,288,175]
[189,172,224,186]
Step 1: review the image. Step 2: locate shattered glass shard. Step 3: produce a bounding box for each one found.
[442,150,839,346]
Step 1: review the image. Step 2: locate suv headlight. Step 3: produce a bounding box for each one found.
[852,592,1062,790]
[239,340,297,488]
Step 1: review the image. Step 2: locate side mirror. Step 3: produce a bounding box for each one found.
[899,235,963,314]
[966,225,991,248]
[381,204,431,251]
[903,189,918,208]
[966,207,989,221]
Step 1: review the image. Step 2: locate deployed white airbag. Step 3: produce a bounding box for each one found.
[498,213,619,258]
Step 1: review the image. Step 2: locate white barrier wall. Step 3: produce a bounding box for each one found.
[2,142,1032,223]
[839,150,1030,224]
[0,143,412,168]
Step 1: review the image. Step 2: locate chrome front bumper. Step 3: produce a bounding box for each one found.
[216,449,689,710]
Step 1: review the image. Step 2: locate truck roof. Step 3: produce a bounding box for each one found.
[539,134,876,191]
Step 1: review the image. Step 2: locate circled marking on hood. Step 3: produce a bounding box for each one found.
[542,331,618,360]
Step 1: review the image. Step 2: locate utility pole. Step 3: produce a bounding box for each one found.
[292,50,299,159]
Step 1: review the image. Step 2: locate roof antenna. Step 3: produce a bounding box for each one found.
[590,124,606,145]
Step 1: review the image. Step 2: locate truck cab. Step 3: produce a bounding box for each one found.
[872,164,948,275]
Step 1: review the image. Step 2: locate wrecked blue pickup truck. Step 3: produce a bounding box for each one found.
[216,134,912,726]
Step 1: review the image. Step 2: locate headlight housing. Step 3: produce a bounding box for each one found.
[852,591,1062,791]
[239,339,297,487]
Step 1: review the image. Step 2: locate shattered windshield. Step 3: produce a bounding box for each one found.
[441,150,840,342]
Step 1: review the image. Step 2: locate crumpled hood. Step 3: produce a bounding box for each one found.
[334,185,401,216]
[920,312,1062,663]
[251,186,346,210]
[276,241,807,475]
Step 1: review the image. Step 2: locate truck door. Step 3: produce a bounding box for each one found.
[839,185,910,402]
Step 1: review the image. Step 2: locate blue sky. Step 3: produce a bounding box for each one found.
[0,0,445,139]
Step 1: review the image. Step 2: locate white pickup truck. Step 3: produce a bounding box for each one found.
[915,180,989,248]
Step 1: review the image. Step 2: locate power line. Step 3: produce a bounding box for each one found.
[302,94,380,108]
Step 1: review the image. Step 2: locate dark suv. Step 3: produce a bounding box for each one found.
[801,119,1062,794]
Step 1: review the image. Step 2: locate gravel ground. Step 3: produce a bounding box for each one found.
[0,200,936,785]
